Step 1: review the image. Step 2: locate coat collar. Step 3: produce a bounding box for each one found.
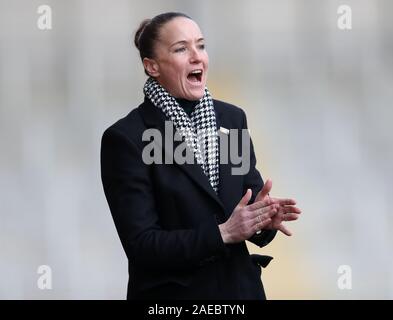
[138,97,231,216]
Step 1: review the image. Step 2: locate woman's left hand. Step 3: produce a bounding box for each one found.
[254,179,302,236]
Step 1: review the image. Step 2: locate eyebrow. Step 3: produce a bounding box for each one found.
[170,38,205,48]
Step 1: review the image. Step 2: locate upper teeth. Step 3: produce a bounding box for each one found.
[190,70,202,74]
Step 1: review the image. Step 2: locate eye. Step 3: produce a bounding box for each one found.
[174,47,186,53]
[198,44,205,50]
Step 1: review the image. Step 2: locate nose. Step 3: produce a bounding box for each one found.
[189,46,202,63]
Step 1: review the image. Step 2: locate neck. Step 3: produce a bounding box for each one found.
[176,98,199,116]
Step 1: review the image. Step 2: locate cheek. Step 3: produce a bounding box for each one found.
[169,63,186,79]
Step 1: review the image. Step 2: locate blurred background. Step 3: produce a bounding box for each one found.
[0,0,392,299]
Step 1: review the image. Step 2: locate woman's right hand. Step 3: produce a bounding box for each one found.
[218,187,279,244]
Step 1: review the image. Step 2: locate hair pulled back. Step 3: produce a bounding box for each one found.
[134,12,191,76]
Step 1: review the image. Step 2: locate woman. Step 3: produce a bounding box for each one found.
[101,12,301,300]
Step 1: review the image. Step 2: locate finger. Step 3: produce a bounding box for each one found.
[280,205,302,215]
[250,203,279,218]
[280,213,299,221]
[252,211,277,228]
[270,197,297,206]
[277,224,292,236]
[263,208,279,220]
[253,208,277,225]
[279,206,302,214]
[247,198,274,211]
[253,218,272,233]
[255,179,272,202]
[254,190,263,203]
[238,189,252,208]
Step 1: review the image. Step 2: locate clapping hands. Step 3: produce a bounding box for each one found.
[218,179,301,244]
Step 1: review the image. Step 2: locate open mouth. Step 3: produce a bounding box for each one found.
[187,69,203,83]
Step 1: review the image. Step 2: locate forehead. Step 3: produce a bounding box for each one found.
[158,17,204,45]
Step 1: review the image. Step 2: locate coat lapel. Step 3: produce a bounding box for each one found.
[215,106,236,216]
[138,99,226,214]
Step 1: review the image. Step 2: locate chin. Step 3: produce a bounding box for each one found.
[186,90,205,101]
[188,94,203,101]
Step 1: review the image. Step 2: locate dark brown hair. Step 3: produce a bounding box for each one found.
[134,12,192,75]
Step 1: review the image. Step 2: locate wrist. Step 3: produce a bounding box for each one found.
[218,223,230,244]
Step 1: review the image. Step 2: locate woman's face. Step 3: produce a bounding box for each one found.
[144,17,209,100]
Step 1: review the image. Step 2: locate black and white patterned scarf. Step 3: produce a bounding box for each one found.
[144,77,219,193]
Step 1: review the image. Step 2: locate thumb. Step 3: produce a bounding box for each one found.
[256,179,272,201]
[278,224,292,236]
[238,189,252,208]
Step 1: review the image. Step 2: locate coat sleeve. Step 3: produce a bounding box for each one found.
[100,127,229,271]
[240,110,278,248]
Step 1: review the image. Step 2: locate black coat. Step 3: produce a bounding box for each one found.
[100,97,277,300]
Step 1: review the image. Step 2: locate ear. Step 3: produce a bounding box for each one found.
[143,58,160,77]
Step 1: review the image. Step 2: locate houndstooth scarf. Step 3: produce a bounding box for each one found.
[144,77,219,193]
